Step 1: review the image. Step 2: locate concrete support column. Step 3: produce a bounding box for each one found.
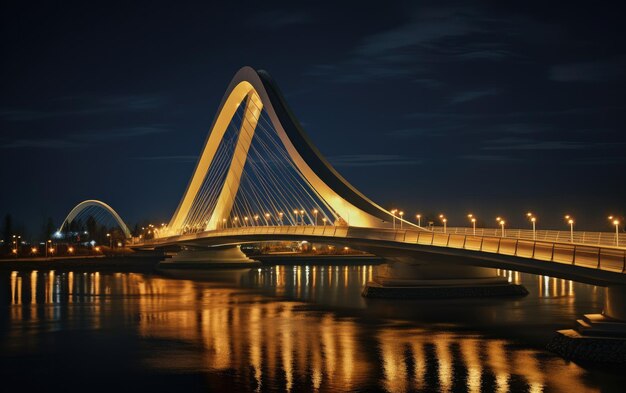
[363,260,527,299]
[159,245,260,268]
[604,285,626,321]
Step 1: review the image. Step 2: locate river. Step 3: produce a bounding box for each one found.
[0,265,623,392]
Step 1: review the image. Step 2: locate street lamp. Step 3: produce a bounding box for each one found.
[442,218,447,233]
[234,216,239,227]
[278,212,284,225]
[12,235,20,257]
[609,216,620,247]
[293,209,299,226]
[300,210,305,225]
[107,233,112,249]
[46,239,52,258]
[391,209,397,229]
[416,214,421,227]
[468,214,476,235]
[313,209,318,226]
[322,217,327,226]
[565,215,574,243]
[399,211,404,229]
[265,213,270,225]
[222,218,227,229]
[530,216,537,240]
[497,217,506,237]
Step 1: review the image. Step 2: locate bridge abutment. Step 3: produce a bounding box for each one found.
[548,285,626,364]
[158,245,261,269]
[362,261,528,299]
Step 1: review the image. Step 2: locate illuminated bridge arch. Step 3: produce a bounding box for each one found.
[60,199,132,239]
[168,66,411,235]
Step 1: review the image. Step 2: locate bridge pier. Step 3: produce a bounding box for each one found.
[548,285,626,364]
[158,245,261,269]
[362,260,528,299]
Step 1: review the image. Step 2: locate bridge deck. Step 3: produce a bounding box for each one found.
[136,226,626,283]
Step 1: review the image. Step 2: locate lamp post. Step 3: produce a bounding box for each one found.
[313,209,318,226]
[46,239,51,258]
[416,214,421,227]
[12,235,20,257]
[278,212,284,226]
[609,216,620,247]
[222,218,227,229]
[264,213,270,225]
[399,211,404,229]
[496,218,505,237]
[234,216,239,227]
[322,217,327,226]
[244,216,249,227]
[300,210,305,226]
[468,214,476,235]
[442,218,447,233]
[526,213,536,240]
[565,215,574,243]
[391,209,397,230]
[107,233,112,249]
[293,209,298,226]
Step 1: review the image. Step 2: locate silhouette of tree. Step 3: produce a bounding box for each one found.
[2,214,12,253]
[42,217,55,241]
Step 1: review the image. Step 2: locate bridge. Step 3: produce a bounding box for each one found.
[58,66,626,361]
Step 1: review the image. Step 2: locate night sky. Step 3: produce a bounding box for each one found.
[2,1,625,239]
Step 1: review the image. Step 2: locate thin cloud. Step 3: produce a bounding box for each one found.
[460,154,520,162]
[329,154,421,167]
[133,155,198,163]
[0,139,85,149]
[74,125,170,141]
[0,94,165,122]
[249,10,313,29]
[482,137,620,151]
[1,125,170,149]
[550,56,626,82]
[450,88,499,104]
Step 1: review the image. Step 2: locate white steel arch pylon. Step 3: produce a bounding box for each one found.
[168,67,413,235]
[60,199,132,239]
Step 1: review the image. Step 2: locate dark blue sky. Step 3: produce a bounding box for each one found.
[1,1,625,238]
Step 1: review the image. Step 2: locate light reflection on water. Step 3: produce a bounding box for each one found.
[0,267,618,392]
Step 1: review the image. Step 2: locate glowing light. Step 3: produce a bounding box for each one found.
[68,247,74,253]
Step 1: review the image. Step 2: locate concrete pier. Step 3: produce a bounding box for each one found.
[362,261,528,299]
[158,245,261,269]
[548,285,626,364]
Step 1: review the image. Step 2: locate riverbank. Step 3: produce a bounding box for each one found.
[0,254,162,271]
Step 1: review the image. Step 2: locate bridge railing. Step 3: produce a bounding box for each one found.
[351,227,626,275]
[430,226,625,248]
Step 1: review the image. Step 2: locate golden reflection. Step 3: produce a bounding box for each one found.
[3,270,601,392]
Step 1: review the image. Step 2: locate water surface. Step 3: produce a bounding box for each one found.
[0,266,622,392]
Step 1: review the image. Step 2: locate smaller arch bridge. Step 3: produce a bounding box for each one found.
[59,199,132,239]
